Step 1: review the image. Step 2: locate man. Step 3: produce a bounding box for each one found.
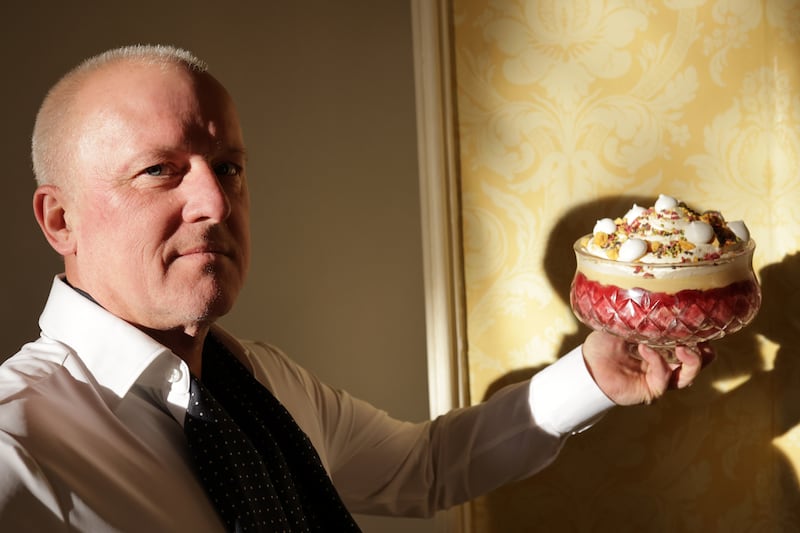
[0,45,708,531]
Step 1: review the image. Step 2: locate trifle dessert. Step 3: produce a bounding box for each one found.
[570,194,761,360]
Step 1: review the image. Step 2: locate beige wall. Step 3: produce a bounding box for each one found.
[0,2,434,532]
[451,0,800,531]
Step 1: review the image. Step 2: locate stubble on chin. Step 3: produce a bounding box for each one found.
[157,251,243,331]
[192,263,239,320]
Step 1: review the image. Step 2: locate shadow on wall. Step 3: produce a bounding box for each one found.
[479,196,800,532]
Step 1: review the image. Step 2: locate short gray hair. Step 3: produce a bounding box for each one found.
[31,44,208,187]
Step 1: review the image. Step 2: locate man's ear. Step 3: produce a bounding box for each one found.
[33,184,77,256]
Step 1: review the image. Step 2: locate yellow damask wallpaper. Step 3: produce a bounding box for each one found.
[451,0,800,531]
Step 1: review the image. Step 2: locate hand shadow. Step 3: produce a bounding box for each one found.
[480,196,800,532]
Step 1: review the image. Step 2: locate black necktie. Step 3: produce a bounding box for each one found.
[184,336,361,532]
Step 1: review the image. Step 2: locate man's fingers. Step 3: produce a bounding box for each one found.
[670,343,713,389]
[637,344,673,398]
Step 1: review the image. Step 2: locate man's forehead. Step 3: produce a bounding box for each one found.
[75,62,239,133]
[69,62,243,172]
[79,60,201,106]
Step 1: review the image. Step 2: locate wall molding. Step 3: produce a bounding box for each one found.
[410,0,471,531]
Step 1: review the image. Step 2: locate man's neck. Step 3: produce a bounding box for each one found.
[63,276,213,376]
[142,325,210,377]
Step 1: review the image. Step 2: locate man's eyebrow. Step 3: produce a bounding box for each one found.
[115,148,179,175]
[212,143,248,160]
[137,146,182,160]
[227,148,248,161]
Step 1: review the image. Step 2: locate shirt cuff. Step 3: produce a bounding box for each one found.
[528,345,616,436]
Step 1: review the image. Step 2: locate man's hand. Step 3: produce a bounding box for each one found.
[582,331,715,406]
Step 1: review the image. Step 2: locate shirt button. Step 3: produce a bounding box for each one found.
[167,367,183,383]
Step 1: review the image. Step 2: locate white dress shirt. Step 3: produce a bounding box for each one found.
[0,276,614,531]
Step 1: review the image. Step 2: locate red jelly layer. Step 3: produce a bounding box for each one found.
[570,272,761,344]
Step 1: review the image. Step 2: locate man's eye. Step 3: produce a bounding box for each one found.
[214,162,241,177]
[143,164,166,177]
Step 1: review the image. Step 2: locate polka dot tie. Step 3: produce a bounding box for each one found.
[184,336,361,532]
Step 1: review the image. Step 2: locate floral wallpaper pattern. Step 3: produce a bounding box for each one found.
[452,0,800,531]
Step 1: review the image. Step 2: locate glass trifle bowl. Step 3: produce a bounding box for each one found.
[570,237,761,362]
[568,193,763,363]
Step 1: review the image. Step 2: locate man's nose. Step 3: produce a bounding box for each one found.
[181,161,231,223]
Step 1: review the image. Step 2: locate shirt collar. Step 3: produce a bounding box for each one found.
[38,275,184,414]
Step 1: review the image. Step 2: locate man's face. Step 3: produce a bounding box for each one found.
[62,62,250,333]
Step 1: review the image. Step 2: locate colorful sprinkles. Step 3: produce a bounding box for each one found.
[588,199,744,263]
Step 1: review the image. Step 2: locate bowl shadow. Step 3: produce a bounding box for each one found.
[479,196,800,532]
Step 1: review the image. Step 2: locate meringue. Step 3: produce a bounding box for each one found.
[685,220,715,245]
[728,220,750,242]
[654,194,678,212]
[618,238,648,262]
[593,218,617,235]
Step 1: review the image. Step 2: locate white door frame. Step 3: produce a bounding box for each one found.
[411,1,472,531]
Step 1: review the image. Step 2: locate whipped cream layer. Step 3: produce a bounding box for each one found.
[574,239,755,292]
[584,194,750,264]
[574,194,754,292]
